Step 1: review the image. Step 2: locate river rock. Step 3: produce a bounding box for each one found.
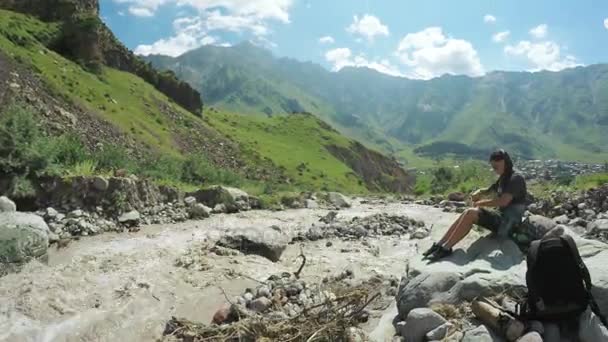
[184,196,196,207]
[461,325,503,342]
[91,176,109,191]
[118,210,140,226]
[187,186,250,213]
[216,230,288,262]
[188,203,211,219]
[401,308,447,342]
[0,196,16,213]
[327,192,351,208]
[45,207,59,220]
[554,215,570,225]
[426,322,454,340]
[0,212,50,263]
[305,199,319,209]
[397,236,526,319]
[588,219,608,233]
[250,297,272,313]
[448,192,466,202]
[517,332,542,342]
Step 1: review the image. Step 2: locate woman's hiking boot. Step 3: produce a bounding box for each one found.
[422,242,441,258]
[428,246,453,262]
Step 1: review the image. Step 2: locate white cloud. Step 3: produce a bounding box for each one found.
[529,24,548,39]
[205,10,269,36]
[135,16,219,56]
[492,31,510,43]
[128,6,154,17]
[604,18,608,29]
[346,14,389,41]
[324,48,403,77]
[504,40,581,71]
[113,0,293,22]
[125,0,294,56]
[484,14,496,23]
[395,27,484,79]
[319,36,335,44]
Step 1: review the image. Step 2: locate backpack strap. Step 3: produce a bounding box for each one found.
[561,235,592,290]
[525,239,542,315]
[561,235,608,328]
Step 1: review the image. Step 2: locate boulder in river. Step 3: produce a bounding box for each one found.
[215,229,288,262]
[187,186,250,213]
[118,210,140,226]
[0,212,50,263]
[448,192,466,202]
[188,203,211,219]
[327,192,351,208]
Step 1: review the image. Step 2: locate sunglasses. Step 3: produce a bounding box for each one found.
[489,149,506,162]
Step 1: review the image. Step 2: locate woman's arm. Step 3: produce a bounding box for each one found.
[474,193,513,208]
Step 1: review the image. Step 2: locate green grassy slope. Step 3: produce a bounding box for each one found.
[0,9,410,195]
[205,109,369,193]
[0,9,189,155]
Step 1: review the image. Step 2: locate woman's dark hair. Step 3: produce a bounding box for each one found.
[489,149,514,179]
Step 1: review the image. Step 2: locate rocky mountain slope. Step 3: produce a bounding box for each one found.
[0,3,412,196]
[148,43,608,163]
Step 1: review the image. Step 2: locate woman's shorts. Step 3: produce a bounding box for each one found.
[477,205,526,237]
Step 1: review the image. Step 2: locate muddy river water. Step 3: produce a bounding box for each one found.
[0,200,458,342]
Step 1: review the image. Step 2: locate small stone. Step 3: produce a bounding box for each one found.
[402,308,447,342]
[257,286,271,298]
[243,292,254,302]
[326,241,333,247]
[118,210,140,226]
[0,196,17,212]
[250,297,272,313]
[213,204,227,213]
[386,286,398,297]
[212,303,233,324]
[91,176,109,191]
[426,322,454,341]
[184,196,197,206]
[517,331,543,342]
[68,210,84,218]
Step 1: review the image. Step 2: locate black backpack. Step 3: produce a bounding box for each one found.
[519,235,607,326]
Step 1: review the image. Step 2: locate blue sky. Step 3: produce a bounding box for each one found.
[101,0,608,79]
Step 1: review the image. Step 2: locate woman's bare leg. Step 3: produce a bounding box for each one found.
[442,208,480,249]
[438,212,467,245]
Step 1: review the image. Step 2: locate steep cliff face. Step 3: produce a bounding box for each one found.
[326,142,414,193]
[0,0,203,115]
[0,0,98,21]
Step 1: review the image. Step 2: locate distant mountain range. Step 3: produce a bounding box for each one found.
[146,42,608,163]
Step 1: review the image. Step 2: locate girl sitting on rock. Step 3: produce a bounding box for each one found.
[424,149,528,261]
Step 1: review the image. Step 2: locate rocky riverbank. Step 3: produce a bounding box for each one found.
[2,184,608,341]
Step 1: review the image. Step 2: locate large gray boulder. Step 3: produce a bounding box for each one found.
[0,196,16,213]
[187,186,250,213]
[397,236,527,319]
[588,219,608,234]
[0,212,50,263]
[398,228,608,323]
[216,229,288,262]
[461,325,504,342]
[327,192,351,208]
[401,308,447,342]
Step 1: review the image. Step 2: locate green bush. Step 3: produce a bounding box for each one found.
[95,145,133,172]
[0,105,48,177]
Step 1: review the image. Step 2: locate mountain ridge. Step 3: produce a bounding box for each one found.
[146,42,608,163]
